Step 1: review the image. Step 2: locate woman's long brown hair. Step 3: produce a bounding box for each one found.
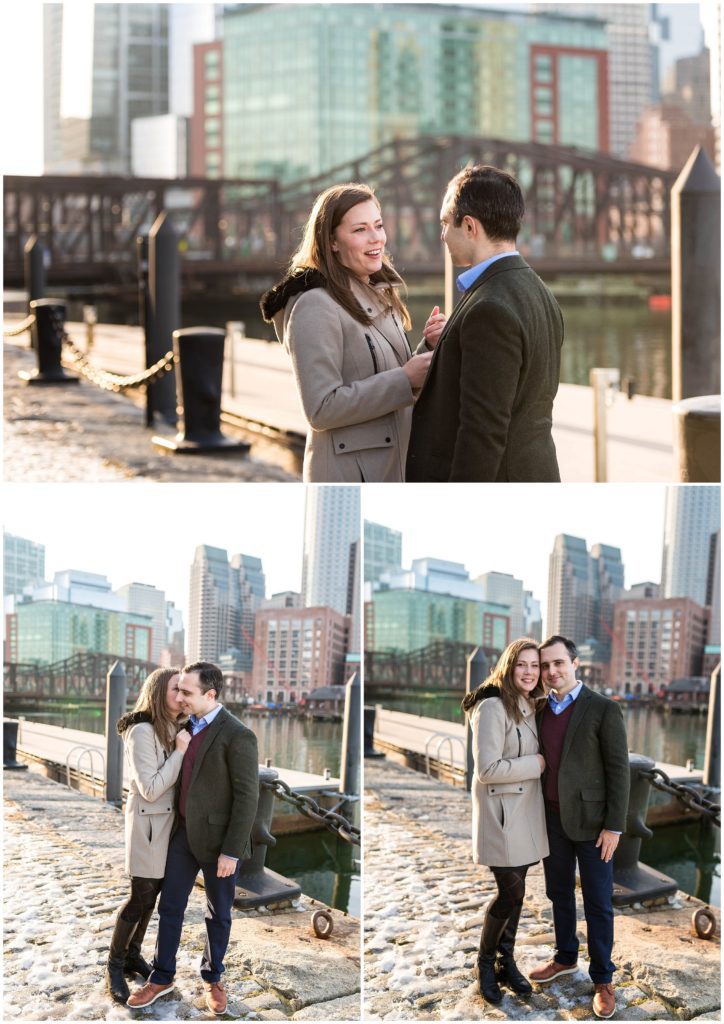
[462,638,546,724]
[290,182,412,329]
[133,667,182,752]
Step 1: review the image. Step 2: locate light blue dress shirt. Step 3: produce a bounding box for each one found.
[456,250,519,292]
[547,680,583,714]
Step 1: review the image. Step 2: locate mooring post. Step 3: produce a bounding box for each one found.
[105,661,127,805]
[234,767,302,909]
[147,212,180,426]
[24,235,46,324]
[703,664,721,788]
[465,647,489,792]
[340,670,360,799]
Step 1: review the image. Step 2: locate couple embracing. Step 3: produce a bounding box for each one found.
[106,662,258,1015]
[464,635,630,1020]
[261,164,563,483]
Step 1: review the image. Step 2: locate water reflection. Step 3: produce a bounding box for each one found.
[267,831,360,917]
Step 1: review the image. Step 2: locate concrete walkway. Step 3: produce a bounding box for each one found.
[364,758,719,1021]
[4,768,360,1021]
[5,318,677,482]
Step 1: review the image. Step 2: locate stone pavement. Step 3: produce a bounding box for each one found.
[363,758,720,1022]
[4,341,297,483]
[4,768,360,1022]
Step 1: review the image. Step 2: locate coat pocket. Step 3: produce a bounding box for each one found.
[330,416,396,455]
[487,782,525,795]
[580,788,606,828]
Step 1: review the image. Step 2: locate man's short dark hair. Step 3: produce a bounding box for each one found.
[444,164,524,241]
[182,661,224,698]
[539,635,579,662]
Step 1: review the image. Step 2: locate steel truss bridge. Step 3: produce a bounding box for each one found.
[3,653,250,705]
[365,640,499,693]
[4,136,675,290]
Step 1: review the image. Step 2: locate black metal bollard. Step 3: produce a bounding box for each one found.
[105,661,127,805]
[19,299,78,385]
[340,671,360,797]
[364,705,384,758]
[465,647,490,792]
[146,213,178,426]
[4,719,28,771]
[703,665,720,788]
[152,327,251,454]
[24,235,46,322]
[234,767,302,909]
[612,753,678,906]
[672,395,721,482]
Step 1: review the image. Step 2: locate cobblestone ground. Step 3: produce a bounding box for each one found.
[4,770,359,1022]
[363,759,720,1022]
[4,343,298,482]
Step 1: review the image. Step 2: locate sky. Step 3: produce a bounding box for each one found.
[363,483,672,632]
[1,0,711,176]
[4,483,310,623]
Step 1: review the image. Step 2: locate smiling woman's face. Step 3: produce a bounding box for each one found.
[332,199,386,281]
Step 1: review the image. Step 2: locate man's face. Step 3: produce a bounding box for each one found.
[439,193,474,268]
[540,641,579,697]
[177,671,216,717]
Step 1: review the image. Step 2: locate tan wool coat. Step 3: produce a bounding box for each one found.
[275,279,415,482]
[123,722,185,878]
[470,693,549,868]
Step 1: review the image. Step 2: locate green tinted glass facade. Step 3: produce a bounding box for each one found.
[369,589,509,654]
[222,4,607,179]
[13,601,152,665]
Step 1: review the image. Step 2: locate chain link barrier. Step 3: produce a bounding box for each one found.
[46,309,176,392]
[3,314,36,337]
[639,767,720,827]
[261,777,360,846]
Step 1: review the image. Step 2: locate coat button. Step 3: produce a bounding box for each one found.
[367,307,373,312]
[338,443,345,449]
[385,437,391,443]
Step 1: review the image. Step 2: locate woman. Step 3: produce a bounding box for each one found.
[260,183,434,482]
[106,668,191,1005]
[462,638,548,1005]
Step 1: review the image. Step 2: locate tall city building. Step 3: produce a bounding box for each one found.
[476,571,527,637]
[301,487,360,616]
[164,600,186,665]
[188,544,234,663]
[115,582,167,663]
[611,596,707,692]
[538,3,655,158]
[524,591,543,642]
[251,605,350,702]
[3,533,46,598]
[190,40,224,178]
[364,521,403,584]
[547,535,624,659]
[661,486,721,607]
[43,4,64,171]
[222,4,608,180]
[230,553,266,672]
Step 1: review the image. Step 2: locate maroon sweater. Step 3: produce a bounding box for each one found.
[540,702,576,811]
[179,728,209,821]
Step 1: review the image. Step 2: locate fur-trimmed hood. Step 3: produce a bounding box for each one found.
[116,710,152,735]
[260,268,327,324]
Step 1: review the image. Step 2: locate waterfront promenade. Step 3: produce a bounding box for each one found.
[364,758,720,1021]
[4,767,360,1021]
[4,320,674,482]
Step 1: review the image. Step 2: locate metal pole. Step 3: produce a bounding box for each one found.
[671,146,721,402]
[339,670,360,798]
[590,368,620,482]
[703,664,721,788]
[83,305,97,353]
[24,234,46,321]
[148,211,180,426]
[225,320,243,399]
[465,647,489,792]
[105,661,127,805]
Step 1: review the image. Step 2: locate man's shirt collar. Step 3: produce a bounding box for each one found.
[190,702,223,734]
[547,680,583,715]
[456,250,519,292]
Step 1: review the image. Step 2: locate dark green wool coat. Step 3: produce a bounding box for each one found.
[537,685,630,841]
[406,255,564,482]
[179,707,259,863]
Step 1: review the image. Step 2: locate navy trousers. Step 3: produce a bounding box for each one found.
[543,807,615,984]
[149,823,239,985]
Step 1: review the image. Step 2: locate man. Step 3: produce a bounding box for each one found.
[531,636,630,1020]
[405,164,564,482]
[127,662,259,1015]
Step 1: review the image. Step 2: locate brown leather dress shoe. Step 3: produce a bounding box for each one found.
[204,981,227,1015]
[529,958,578,983]
[126,981,174,1008]
[593,982,616,1019]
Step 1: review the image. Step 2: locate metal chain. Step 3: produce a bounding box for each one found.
[261,778,360,846]
[48,308,176,392]
[639,767,721,827]
[3,314,36,337]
